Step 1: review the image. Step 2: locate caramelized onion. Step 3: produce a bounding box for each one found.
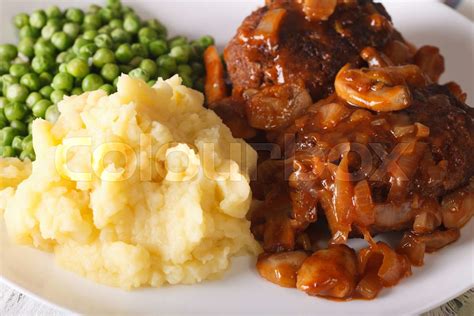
[358,242,411,288]
[332,153,354,243]
[316,102,351,129]
[441,183,474,229]
[302,0,337,22]
[398,232,426,266]
[203,46,227,104]
[297,245,358,299]
[257,251,308,288]
[360,47,393,68]
[416,229,461,253]
[253,8,287,47]
[353,180,375,227]
[415,122,430,138]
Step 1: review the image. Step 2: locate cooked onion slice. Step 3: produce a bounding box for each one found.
[203,46,227,104]
[353,180,375,227]
[398,232,426,266]
[297,245,358,299]
[257,251,308,288]
[303,0,337,22]
[441,183,474,229]
[358,242,411,288]
[253,8,287,47]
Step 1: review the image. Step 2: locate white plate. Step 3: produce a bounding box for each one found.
[1,0,473,315]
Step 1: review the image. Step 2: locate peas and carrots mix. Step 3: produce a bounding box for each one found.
[0,0,214,159]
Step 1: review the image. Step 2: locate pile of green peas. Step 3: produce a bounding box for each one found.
[0,0,214,160]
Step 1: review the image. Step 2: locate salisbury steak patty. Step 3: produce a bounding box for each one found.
[224,0,395,101]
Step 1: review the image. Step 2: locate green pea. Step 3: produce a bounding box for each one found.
[10,121,27,136]
[32,99,52,118]
[82,74,104,91]
[129,68,149,82]
[101,64,120,82]
[4,102,27,121]
[189,43,204,62]
[30,10,47,29]
[0,44,18,61]
[107,0,121,7]
[149,40,168,58]
[93,48,115,68]
[131,43,148,58]
[100,7,120,23]
[98,25,112,34]
[11,135,24,151]
[63,23,81,39]
[51,32,72,51]
[19,26,41,39]
[178,64,193,77]
[20,73,41,91]
[31,55,55,74]
[50,90,66,104]
[58,63,67,73]
[169,36,188,49]
[123,14,140,34]
[17,37,35,58]
[45,105,60,123]
[140,59,158,78]
[197,35,215,49]
[111,28,131,44]
[72,37,91,55]
[14,13,29,29]
[41,23,61,40]
[83,30,98,41]
[6,84,29,103]
[0,127,20,146]
[66,58,90,79]
[34,39,56,57]
[180,74,193,88]
[95,34,113,49]
[0,61,10,75]
[56,51,74,64]
[84,14,103,30]
[169,45,190,64]
[0,120,5,130]
[115,43,133,63]
[46,5,62,19]
[20,150,36,161]
[157,55,177,73]
[138,27,158,45]
[66,8,84,24]
[39,72,53,86]
[0,97,8,110]
[26,92,43,108]
[121,6,134,15]
[52,73,74,92]
[147,80,156,87]
[89,4,101,14]
[99,84,114,95]
[9,63,30,77]
[1,75,19,96]
[39,86,54,99]
[129,56,143,68]
[147,19,166,36]
[109,19,123,29]
[119,64,133,74]
[71,87,83,95]
[78,43,98,59]
[27,122,33,134]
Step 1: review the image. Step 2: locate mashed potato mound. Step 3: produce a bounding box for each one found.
[2,75,260,289]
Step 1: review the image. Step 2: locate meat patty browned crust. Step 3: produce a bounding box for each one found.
[204,0,474,300]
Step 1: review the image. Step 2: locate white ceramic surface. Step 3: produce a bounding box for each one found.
[0,1,473,315]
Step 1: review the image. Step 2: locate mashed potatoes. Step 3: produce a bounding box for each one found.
[1,75,260,289]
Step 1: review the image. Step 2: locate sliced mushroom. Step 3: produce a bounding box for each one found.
[257,251,309,288]
[297,244,358,299]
